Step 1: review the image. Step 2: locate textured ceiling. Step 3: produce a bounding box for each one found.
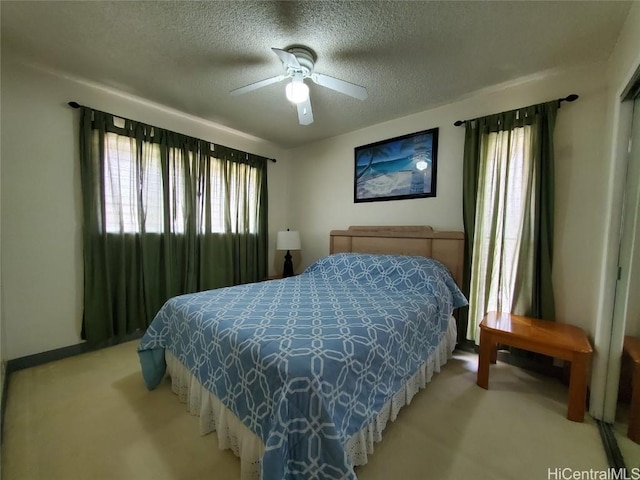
[0,1,632,148]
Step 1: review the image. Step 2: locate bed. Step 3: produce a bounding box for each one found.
[138,226,467,479]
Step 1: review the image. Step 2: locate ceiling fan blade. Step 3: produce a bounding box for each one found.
[297,97,313,125]
[311,73,368,100]
[272,48,300,68]
[230,75,286,96]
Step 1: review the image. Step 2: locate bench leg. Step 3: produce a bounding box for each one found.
[567,353,589,422]
[477,329,492,389]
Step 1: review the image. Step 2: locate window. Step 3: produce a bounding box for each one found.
[79,106,269,345]
[205,158,259,234]
[471,126,533,317]
[100,131,260,235]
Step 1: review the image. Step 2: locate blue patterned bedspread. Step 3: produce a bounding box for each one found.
[138,253,467,479]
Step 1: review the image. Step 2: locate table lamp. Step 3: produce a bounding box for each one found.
[276,229,301,277]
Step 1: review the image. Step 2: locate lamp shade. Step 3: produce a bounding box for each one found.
[277,230,301,251]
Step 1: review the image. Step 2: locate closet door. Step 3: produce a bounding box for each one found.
[619,97,640,340]
[606,93,640,422]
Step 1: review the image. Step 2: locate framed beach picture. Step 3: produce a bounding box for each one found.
[354,128,438,203]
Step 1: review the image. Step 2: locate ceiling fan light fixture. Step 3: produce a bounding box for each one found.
[285,79,309,104]
[230,46,367,125]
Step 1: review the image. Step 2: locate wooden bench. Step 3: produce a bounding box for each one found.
[476,312,593,422]
[622,336,640,443]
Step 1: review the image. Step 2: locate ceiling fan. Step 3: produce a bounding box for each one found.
[230,46,368,126]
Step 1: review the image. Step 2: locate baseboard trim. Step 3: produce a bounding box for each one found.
[1,362,8,445]
[1,330,144,445]
[5,330,144,375]
[7,342,93,374]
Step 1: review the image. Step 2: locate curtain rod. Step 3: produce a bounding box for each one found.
[68,101,277,163]
[453,94,579,127]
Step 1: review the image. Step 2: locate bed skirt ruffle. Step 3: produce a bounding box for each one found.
[165,317,457,479]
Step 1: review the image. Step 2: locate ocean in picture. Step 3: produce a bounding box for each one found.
[355,133,434,200]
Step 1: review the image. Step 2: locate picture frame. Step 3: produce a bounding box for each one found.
[354,128,438,203]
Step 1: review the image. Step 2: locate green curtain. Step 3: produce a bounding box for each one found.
[462,101,558,342]
[78,107,268,345]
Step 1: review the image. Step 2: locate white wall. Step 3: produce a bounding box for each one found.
[289,63,609,339]
[0,51,291,360]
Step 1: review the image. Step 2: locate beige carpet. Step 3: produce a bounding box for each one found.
[2,341,637,480]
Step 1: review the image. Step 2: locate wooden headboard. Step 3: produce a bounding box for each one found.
[329,226,465,287]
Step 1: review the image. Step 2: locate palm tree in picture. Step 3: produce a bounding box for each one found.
[355,144,392,182]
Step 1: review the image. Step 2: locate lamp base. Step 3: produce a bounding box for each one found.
[282,250,294,277]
